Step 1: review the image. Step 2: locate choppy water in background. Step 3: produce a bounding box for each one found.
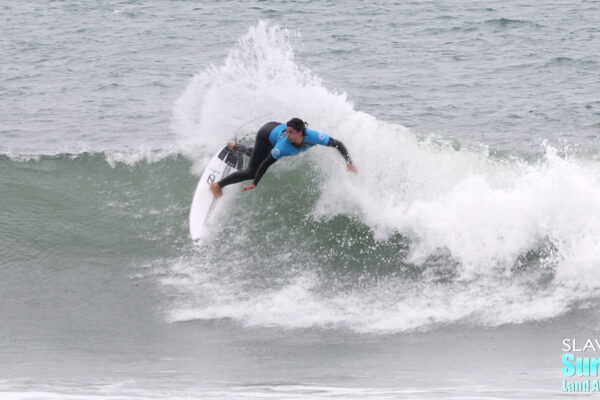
[2,1,600,399]
[4,0,600,155]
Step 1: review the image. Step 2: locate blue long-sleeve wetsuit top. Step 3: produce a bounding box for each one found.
[251,123,351,186]
[268,123,331,159]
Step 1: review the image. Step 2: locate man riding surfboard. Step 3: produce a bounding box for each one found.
[210,117,357,197]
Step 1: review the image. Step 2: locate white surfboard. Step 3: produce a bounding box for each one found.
[189,146,244,240]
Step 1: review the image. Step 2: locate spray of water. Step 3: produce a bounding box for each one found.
[167,21,600,333]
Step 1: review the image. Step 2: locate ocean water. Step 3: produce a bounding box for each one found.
[2,1,600,399]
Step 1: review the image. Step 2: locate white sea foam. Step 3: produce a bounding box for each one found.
[171,21,353,170]
[0,383,533,400]
[103,147,180,167]
[166,22,600,333]
[0,147,180,167]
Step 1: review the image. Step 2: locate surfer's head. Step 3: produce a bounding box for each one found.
[286,117,307,146]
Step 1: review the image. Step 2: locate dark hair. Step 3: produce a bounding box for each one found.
[286,117,308,136]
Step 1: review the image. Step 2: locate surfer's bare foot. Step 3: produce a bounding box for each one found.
[210,182,222,198]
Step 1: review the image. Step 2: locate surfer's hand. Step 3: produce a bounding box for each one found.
[241,184,256,192]
[347,162,358,174]
[226,141,235,149]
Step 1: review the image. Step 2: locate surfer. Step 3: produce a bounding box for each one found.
[210,118,357,198]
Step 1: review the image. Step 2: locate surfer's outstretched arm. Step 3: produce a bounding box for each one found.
[327,137,357,173]
[327,137,351,163]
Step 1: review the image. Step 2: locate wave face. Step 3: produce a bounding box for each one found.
[164,22,600,333]
[4,22,600,335]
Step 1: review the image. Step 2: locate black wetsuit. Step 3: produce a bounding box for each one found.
[218,121,352,188]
